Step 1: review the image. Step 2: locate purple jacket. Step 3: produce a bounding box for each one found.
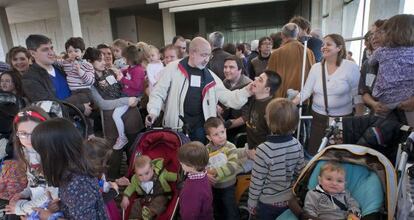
[179,173,213,220]
[370,46,414,104]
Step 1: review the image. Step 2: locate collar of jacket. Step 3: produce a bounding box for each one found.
[266,134,293,143]
[178,57,217,100]
[258,53,270,61]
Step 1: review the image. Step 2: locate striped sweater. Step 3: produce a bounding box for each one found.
[61,60,95,90]
[206,141,240,188]
[248,134,305,209]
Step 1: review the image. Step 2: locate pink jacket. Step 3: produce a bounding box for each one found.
[120,64,146,97]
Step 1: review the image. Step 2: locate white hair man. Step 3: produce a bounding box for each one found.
[146,37,252,143]
[207,31,231,80]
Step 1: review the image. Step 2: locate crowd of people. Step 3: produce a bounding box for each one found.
[0,13,413,220]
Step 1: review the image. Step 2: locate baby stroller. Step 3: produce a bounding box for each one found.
[396,131,414,219]
[32,100,88,138]
[123,128,190,220]
[277,144,398,220]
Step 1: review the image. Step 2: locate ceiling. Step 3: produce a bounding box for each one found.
[0,0,146,24]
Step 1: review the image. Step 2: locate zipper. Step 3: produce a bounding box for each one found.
[178,77,186,127]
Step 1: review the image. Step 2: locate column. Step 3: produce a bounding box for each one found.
[162,8,176,45]
[198,17,206,38]
[0,7,13,60]
[57,0,82,40]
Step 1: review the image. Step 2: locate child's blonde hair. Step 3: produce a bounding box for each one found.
[265,98,298,135]
[319,161,346,177]
[148,45,160,54]
[112,39,129,50]
[134,155,152,169]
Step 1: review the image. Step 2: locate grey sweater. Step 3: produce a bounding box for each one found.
[248,135,305,209]
[304,185,361,220]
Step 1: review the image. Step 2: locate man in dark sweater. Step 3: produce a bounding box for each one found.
[227,70,281,159]
[207,31,231,80]
[249,37,273,79]
[22,34,91,115]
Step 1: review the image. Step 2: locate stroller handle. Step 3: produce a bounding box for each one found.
[317,117,342,153]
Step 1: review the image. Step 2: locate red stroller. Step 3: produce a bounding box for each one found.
[123,129,189,220]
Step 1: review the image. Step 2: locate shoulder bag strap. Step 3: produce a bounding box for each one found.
[321,62,329,116]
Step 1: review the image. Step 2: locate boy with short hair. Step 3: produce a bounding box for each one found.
[62,37,95,104]
[121,155,177,220]
[177,141,213,220]
[248,98,305,219]
[204,117,240,220]
[304,161,361,220]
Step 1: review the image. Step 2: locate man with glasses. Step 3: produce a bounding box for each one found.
[249,37,273,79]
[146,37,253,143]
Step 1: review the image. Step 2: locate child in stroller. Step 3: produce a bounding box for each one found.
[276,144,397,220]
[121,155,177,220]
[122,128,189,220]
[303,161,361,220]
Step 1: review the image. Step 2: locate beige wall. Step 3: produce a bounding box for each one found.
[136,16,163,48]
[9,9,112,54]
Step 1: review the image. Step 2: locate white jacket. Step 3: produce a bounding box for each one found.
[147,58,251,128]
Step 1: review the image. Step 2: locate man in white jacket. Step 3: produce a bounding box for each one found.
[146,37,253,143]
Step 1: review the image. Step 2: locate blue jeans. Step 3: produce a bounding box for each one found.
[213,185,240,220]
[188,126,206,144]
[257,201,288,220]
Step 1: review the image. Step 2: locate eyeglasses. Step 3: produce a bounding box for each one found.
[16,131,32,139]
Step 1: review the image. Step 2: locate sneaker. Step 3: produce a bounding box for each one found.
[113,136,128,150]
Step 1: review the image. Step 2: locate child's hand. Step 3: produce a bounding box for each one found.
[116,176,130,186]
[46,190,60,213]
[74,62,81,73]
[247,149,256,160]
[121,196,130,210]
[112,68,123,81]
[207,168,217,176]
[248,206,256,215]
[207,173,217,185]
[9,193,23,203]
[109,181,119,192]
[347,213,360,220]
[32,207,53,220]
[5,203,16,214]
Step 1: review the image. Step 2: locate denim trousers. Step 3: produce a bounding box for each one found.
[213,185,240,220]
[257,201,288,220]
